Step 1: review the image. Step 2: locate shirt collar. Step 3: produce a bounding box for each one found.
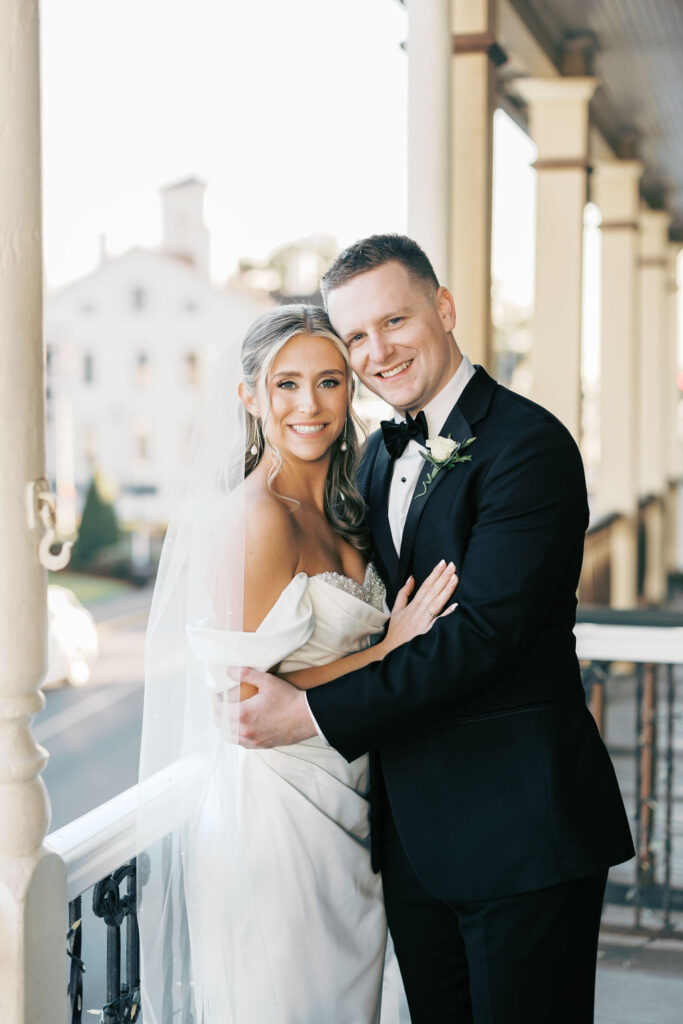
[394,353,476,438]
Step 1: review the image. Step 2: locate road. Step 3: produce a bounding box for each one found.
[38,585,152,1014]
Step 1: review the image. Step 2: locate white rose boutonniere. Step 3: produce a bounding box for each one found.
[416,434,476,498]
[427,436,458,462]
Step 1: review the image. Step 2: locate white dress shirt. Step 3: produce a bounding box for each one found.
[305,354,477,741]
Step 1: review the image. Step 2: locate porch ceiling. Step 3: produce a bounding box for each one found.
[504,0,683,240]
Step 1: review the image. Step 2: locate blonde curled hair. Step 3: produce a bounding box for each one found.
[240,304,369,554]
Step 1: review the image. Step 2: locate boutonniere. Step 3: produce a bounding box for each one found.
[416,435,476,498]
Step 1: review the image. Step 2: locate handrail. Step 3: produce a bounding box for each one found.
[577,606,683,627]
[575,623,683,663]
[46,756,204,902]
[575,607,683,663]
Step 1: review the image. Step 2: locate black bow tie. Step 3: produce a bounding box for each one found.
[380,410,428,459]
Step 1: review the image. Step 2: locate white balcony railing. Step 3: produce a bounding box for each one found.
[575,621,683,664]
[47,756,204,902]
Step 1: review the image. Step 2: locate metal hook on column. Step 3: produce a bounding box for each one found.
[27,477,74,571]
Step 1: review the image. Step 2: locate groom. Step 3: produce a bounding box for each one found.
[236,235,634,1022]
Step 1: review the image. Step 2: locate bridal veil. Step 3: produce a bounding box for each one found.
[138,334,250,1022]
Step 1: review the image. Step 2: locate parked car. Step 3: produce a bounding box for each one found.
[45,585,99,688]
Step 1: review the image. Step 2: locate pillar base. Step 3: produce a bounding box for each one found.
[0,848,66,1023]
[610,515,639,608]
[665,480,679,575]
[640,498,667,606]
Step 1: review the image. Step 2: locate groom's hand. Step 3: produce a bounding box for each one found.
[230,669,317,748]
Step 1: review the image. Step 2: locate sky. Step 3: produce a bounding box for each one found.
[40,0,409,288]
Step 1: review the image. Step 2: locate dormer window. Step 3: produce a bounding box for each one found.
[185,352,199,386]
[135,351,150,388]
[83,353,95,384]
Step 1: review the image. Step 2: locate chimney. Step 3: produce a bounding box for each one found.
[160,178,210,276]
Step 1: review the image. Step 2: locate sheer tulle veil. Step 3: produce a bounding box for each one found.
[137,323,247,1022]
[136,305,388,1023]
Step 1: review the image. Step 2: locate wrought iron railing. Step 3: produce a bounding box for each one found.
[577,606,683,938]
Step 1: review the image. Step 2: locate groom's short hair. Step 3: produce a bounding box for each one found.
[321,234,440,306]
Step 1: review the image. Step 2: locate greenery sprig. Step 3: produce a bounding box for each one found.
[416,435,476,498]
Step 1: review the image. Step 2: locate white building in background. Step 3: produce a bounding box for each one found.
[45,179,272,529]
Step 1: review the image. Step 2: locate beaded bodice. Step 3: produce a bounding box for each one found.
[313,562,386,613]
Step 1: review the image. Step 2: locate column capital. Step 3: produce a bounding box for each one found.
[593,160,643,225]
[516,77,599,162]
[640,207,671,260]
[515,75,599,106]
[593,159,643,185]
[452,0,494,34]
[640,206,671,231]
[666,242,681,287]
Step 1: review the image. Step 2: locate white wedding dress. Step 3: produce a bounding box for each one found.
[185,563,404,1024]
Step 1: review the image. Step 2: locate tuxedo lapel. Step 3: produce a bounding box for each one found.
[397,366,497,583]
[397,404,473,581]
[369,440,399,583]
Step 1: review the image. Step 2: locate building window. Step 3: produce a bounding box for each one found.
[184,351,199,386]
[131,286,147,311]
[135,351,150,388]
[83,353,94,384]
[83,426,96,465]
[134,417,151,464]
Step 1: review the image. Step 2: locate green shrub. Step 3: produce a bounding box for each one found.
[70,473,121,571]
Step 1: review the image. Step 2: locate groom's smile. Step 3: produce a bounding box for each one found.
[326,260,461,416]
[377,358,413,380]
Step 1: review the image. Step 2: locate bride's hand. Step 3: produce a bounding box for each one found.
[382,560,458,654]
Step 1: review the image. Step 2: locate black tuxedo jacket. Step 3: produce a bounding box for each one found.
[308,367,634,902]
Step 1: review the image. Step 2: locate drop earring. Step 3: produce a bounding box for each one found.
[340,421,348,452]
[250,419,261,456]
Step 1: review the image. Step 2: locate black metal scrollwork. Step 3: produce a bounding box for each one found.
[67,896,85,1024]
[92,858,143,1023]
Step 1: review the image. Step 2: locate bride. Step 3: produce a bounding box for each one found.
[139,305,457,1023]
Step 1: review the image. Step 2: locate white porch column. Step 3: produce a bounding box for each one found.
[665,245,681,484]
[637,210,671,497]
[516,76,598,441]
[665,244,681,573]
[592,160,643,606]
[638,208,671,603]
[406,0,452,283]
[0,1,67,1020]
[452,0,498,366]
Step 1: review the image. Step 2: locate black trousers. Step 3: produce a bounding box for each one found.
[380,805,607,1023]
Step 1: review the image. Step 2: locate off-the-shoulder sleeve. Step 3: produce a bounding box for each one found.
[186,573,314,690]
